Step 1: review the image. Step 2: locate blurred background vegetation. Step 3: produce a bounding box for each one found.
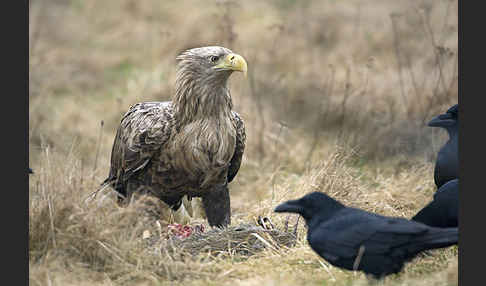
[29,0,457,169]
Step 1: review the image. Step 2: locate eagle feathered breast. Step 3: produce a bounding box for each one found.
[103,46,247,227]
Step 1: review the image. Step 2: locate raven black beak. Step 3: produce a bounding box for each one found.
[274,200,303,214]
[427,113,455,127]
[446,104,458,115]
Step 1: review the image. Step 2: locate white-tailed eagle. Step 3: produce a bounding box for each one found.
[102,46,247,228]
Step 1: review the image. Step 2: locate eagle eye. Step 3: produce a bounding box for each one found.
[210,55,220,63]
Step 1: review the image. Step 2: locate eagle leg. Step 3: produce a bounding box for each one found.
[159,194,184,211]
[202,183,231,228]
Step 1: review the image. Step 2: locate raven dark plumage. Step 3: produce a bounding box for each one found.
[429,104,458,188]
[274,192,458,279]
[412,179,458,228]
[29,168,34,174]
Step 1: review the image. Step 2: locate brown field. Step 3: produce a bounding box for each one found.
[29,0,458,285]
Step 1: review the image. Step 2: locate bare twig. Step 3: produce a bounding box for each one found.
[92,120,104,181]
[42,145,57,249]
[272,122,285,170]
[352,59,372,128]
[438,0,454,50]
[248,64,266,164]
[416,3,448,95]
[412,1,457,124]
[250,233,278,252]
[446,51,458,97]
[403,51,421,108]
[284,214,291,232]
[97,240,128,264]
[306,66,335,164]
[318,259,337,281]
[83,182,112,204]
[353,245,366,271]
[338,67,352,138]
[46,192,57,249]
[390,13,408,112]
[217,0,238,48]
[293,215,300,239]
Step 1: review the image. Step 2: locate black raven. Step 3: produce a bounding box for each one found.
[429,104,458,188]
[29,168,34,174]
[412,179,458,228]
[274,192,458,279]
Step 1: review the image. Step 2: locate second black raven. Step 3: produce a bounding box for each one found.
[412,179,458,228]
[274,192,458,279]
[429,104,458,188]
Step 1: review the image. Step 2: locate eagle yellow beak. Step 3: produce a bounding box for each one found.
[215,53,248,77]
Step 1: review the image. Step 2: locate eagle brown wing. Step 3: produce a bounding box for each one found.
[103,102,174,198]
[227,111,246,183]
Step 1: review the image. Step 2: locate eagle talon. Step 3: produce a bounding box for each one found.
[257,216,275,230]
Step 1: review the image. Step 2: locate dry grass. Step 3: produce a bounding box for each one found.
[29,144,457,286]
[29,0,458,285]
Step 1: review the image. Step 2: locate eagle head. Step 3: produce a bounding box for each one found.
[176,46,247,84]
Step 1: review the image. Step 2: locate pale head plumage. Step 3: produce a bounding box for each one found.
[176,46,234,81]
[173,46,247,124]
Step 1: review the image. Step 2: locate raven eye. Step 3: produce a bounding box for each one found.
[210,55,219,63]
